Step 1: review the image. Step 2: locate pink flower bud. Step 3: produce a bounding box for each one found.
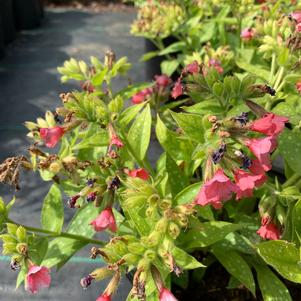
[159,287,178,301]
[208,59,223,74]
[39,126,64,148]
[257,219,280,240]
[90,207,117,232]
[155,74,171,87]
[110,135,124,148]
[132,87,153,104]
[171,80,183,99]
[195,169,238,209]
[240,28,255,41]
[250,113,288,136]
[96,293,111,301]
[126,168,150,180]
[25,265,51,294]
[296,82,301,94]
[183,61,200,74]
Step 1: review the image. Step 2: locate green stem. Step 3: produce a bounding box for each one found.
[282,173,301,189]
[273,66,285,91]
[8,220,105,246]
[269,53,276,83]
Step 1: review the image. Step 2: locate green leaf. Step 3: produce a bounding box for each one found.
[236,59,270,81]
[156,115,192,162]
[254,263,292,301]
[161,60,180,76]
[16,266,27,289]
[292,199,301,243]
[41,184,64,233]
[158,41,186,56]
[277,47,290,66]
[73,130,109,150]
[125,207,151,236]
[42,203,101,268]
[118,101,146,126]
[278,129,301,176]
[91,68,107,86]
[212,246,256,295]
[29,237,48,265]
[16,226,27,243]
[174,182,201,205]
[257,240,301,283]
[170,111,205,143]
[166,155,188,197]
[140,51,160,62]
[273,97,301,125]
[180,221,241,249]
[171,247,205,269]
[127,104,152,161]
[182,101,224,115]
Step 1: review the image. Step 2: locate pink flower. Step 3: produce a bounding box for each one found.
[81,81,95,93]
[245,136,277,171]
[110,135,124,148]
[296,82,301,94]
[132,87,153,104]
[240,28,255,41]
[26,265,51,294]
[257,218,280,240]
[250,113,288,136]
[126,168,149,180]
[195,169,238,209]
[159,287,178,301]
[248,159,267,186]
[39,126,64,148]
[291,11,301,23]
[155,74,171,87]
[96,293,111,301]
[296,23,301,32]
[234,169,265,199]
[183,61,200,74]
[171,80,183,99]
[90,207,117,232]
[208,59,223,74]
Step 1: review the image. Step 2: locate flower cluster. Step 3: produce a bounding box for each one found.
[194,106,288,240]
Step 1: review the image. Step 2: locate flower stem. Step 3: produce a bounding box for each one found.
[7,219,105,246]
[269,53,276,83]
[282,173,301,189]
[273,66,285,91]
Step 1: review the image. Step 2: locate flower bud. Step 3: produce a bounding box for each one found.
[144,250,156,261]
[155,218,168,233]
[80,275,94,289]
[168,222,180,239]
[49,161,62,173]
[159,199,172,210]
[146,231,161,248]
[276,204,286,226]
[90,267,114,281]
[16,243,28,255]
[123,253,140,265]
[128,243,145,255]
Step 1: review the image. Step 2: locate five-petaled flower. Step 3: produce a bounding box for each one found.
[90,207,117,232]
[26,265,51,294]
[245,136,277,171]
[39,126,64,148]
[234,169,265,199]
[195,169,238,209]
[250,113,288,136]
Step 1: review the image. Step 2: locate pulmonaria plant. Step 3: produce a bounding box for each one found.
[1,2,301,299]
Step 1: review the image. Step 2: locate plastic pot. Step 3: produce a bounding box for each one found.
[13,0,41,30]
[0,15,5,59]
[0,0,17,44]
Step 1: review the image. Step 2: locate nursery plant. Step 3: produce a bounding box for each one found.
[1,1,301,301]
